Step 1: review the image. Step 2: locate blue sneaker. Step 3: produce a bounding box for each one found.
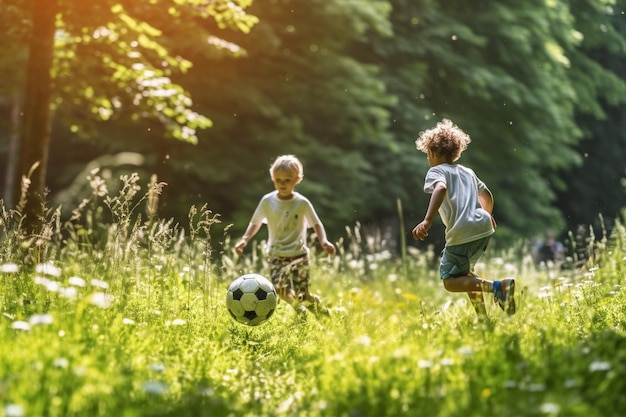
[493,279,516,315]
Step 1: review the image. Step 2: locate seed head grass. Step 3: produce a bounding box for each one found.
[0,173,625,416]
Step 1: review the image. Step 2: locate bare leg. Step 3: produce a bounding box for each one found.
[443,274,492,315]
[442,275,493,293]
[467,291,487,315]
[277,288,298,307]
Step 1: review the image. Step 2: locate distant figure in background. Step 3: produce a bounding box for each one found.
[533,230,564,266]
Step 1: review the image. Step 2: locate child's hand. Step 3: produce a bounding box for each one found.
[412,220,431,240]
[321,240,336,255]
[235,239,247,256]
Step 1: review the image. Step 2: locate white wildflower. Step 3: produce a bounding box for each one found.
[539,402,560,414]
[35,262,62,277]
[143,380,168,395]
[589,360,611,372]
[503,380,517,389]
[29,314,53,325]
[4,404,25,417]
[355,335,371,347]
[11,321,30,331]
[59,286,78,300]
[149,363,166,372]
[458,346,474,356]
[90,279,109,289]
[90,292,114,308]
[68,276,86,287]
[34,276,60,292]
[0,263,19,273]
[440,358,455,366]
[418,360,433,369]
[54,358,69,368]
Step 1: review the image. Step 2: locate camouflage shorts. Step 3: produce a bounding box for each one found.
[269,254,310,300]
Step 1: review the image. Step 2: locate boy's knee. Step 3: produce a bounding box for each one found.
[277,288,295,302]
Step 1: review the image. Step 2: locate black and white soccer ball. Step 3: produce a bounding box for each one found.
[226,273,277,326]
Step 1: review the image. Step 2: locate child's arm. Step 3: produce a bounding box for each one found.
[478,188,494,214]
[478,188,496,228]
[235,223,262,255]
[313,223,336,255]
[413,182,446,240]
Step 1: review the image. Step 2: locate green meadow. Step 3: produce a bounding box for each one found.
[1,176,625,417]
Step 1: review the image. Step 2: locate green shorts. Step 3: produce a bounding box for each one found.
[440,236,491,279]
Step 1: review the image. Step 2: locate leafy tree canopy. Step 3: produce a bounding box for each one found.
[52,0,259,143]
[2,0,626,249]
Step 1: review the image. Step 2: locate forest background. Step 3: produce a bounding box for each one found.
[1,0,626,254]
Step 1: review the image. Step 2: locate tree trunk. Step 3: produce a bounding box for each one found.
[3,89,21,209]
[15,0,58,232]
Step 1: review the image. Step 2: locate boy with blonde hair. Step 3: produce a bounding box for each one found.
[412,119,516,315]
[235,155,336,317]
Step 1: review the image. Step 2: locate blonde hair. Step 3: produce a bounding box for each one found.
[415,118,471,163]
[269,154,303,179]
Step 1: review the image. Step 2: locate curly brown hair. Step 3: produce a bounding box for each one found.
[415,119,471,163]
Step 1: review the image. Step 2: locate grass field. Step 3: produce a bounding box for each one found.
[1,175,625,417]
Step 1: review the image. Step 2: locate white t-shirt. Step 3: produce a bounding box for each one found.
[423,163,494,246]
[250,191,322,257]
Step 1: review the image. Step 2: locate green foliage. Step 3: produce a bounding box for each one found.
[3,0,626,250]
[0,0,29,94]
[2,176,626,416]
[113,0,399,233]
[0,0,261,230]
[347,0,626,248]
[50,0,259,143]
[555,3,626,234]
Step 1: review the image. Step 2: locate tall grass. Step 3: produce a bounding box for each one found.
[0,173,625,417]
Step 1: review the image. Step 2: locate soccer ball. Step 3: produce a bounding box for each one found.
[226,273,277,326]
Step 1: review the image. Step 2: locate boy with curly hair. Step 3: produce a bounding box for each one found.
[412,119,516,315]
